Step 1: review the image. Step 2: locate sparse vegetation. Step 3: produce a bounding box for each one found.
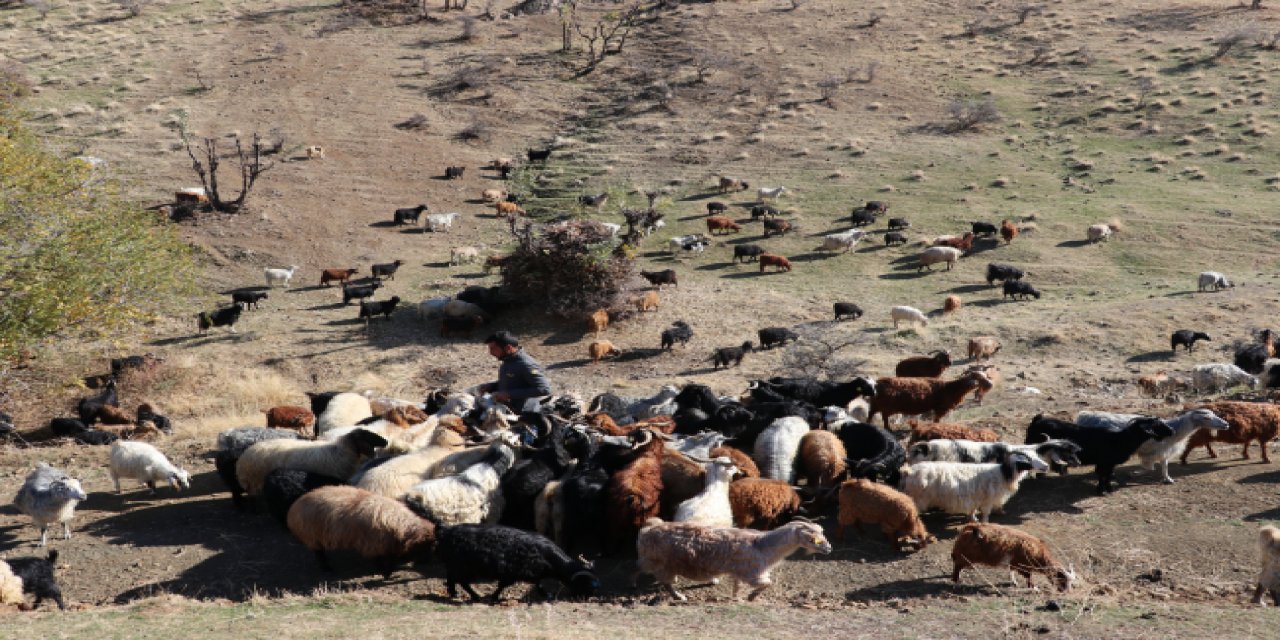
[178,119,275,214]
[943,97,1002,132]
[501,218,634,318]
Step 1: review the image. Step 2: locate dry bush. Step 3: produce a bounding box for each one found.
[395,113,430,130]
[23,0,51,19]
[458,14,479,42]
[0,58,32,100]
[780,331,867,380]
[1212,27,1260,61]
[454,114,491,143]
[943,97,1002,132]
[501,218,634,318]
[112,0,152,17]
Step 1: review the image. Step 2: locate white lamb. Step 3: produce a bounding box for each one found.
[108,441,191,494]
[898,453,1039,522]
[673,457,739,528]
[1086,223,1113,243]
[418,296,452,321]
[1192,363,1259,393]
[819,229,866,254]
[424,212,461,232]
[1074,408,1230,483]
[752,417,810,483]
[450,246,481,265]
[264,265,299,288]
[891,305,929,329]
[404,441,516,525]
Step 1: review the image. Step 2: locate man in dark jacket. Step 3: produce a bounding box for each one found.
[479,331,552,410]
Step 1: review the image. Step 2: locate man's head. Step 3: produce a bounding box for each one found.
[485,331,520,359]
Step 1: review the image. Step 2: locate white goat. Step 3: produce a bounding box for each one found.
[1074,408,1231,483]
[891,305,929,329]
[819,229,866,254]
[757,186,787,203]
[673,457,739,528]
[450,246,481,265]
[1198,271,1233,292]
[404,442,515,525]
[1086,223,1113,243]
[109,441,191,494]
[425,212,461,232]
[1192,363,1259,392]
[907,439,1074,473]
[752,417,810,483]
[264,265,299,288]
[418,296,452,320]
[13,463,87,546]
[898,453,1039,522]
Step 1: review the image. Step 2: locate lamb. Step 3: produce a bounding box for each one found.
[943,295,962,315]
[712,341,754,369]
[444,165,465,179]
[605,429,666,551]
[264,265,299,288]
[757,186,787,202]
[435,524,599,603]
[1181,401,1280,465]
[1,550,66,610]
[758,253,792,272]
[371,259,405,280]
[918,246,962,271]
[985,263,1024,286]
[287,485,436,577]
[342,281,383,305]
[999,219,1018,244]
[196,304,243,334]
[424,212,462,232]
[717,176,749,193]
[634,519,830,601]
[836,479,934,552]
[12,464,87,547]
[629,290,660,312]
[262,405,316,436]
[898,452,1040,522]
[868,371,989,430]
[586,309,609,338]
[890,305,928,329]
[674,457,739,528]
[319,268,358,287]
[888,217,910,230]
[850,208,877,227]
[495,201,526,218]
[895,351,952,378]
[706,216,743,235]
[1002,280,1042,301]
[728,478,802,529]
[1253,525,1280,606]
[359,297,401,323]
[1192,363,1259,393]
[734,244,766,263]
[404,441,516,526]
[967,336,1002,361]
[796,429,847,489]
[762,218,794,238]
[885,231,909,245]
[819,229,866,254]
[1025,414,1173,494]
[588,340,622,364]
[951,523,1075,591]
[757,327,799,349]
[481,189,507,203]
[394,204,428,225]
[315,392,374,436]
[108,441,190,495]
[1198,271,1233,292]
[752,417,810,483]
[231,290,269,309]
[1074,409,1228,483]
[236,428,387,497]
[834,302,863,321]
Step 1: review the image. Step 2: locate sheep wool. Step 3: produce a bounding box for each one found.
[0,561,23,606]
[108,441,191,494]
[236,428,387,496]
[837,478,934,551]
[314,392,373,436]
[287,485,436,575]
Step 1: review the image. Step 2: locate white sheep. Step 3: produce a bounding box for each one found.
[1192,363,1259,393]
[601,222,621,237]
[898,453,1039,522]
[450,246,482,265]
[108,441,191,495]
[426,431,521,478]
[350,421,469,498]
[236,428,388,496]
[264,265,299,288]
[819,229,866,254]
[757,186,787,203]
[315,392,374,437]
[918,246,962,271]
[418,296,453,321]
[891,305,929,329]
[1074,408,1230,483]
[906,439,1069,469]
[404,441,516,526]
[1198,271,1233,292]
[1086,223,1113,243]
[424,212,461,232]
[304,145,325,159]
[673,457,739,528]
[13,463,88,547]
[752,417,810,483]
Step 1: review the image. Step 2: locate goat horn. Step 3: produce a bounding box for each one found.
[632,429,655,448]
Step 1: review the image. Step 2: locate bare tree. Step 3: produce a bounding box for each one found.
[688,47,736,83]
[944,98,1002,132]
[780,333,867,380]
[861,12,882,28]
[1026,44,1051,66]
[571,2,644,71]
[1134,76,1156,108]
[179,128,274,213]
[1211,27,1258,60]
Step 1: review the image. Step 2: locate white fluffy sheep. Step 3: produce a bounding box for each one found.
[917,246,962,271]
[427,432,520,478]
[425,212,461,232]
[404,441,516,526]
[109,441,191,494]
[752,417,810,483]
[1192,363,1259,392]
[13,463,88,547]
[1086,223,1113,243]
[264,265,299,288]
[236,428,387,496]
[315,392,374,436]
[819,229,866,254]
[673,457,739,528]
[1074,408,1230,483]
[898,453,1039,522]
[891,305,929,329]
[351,421,469,498]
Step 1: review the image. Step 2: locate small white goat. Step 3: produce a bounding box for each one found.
[1074,408,1230,483]
[673,457,739,528]
[425,212,461,232]
[264,265,299,288]
[819,229,866,254]
[891,305,929,329]
[109,441,191,494]
[898,453,1039,522]
[757,186,787,203]
[450,246,481,265]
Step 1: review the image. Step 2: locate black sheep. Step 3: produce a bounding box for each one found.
[231,291,269,310]
[499,428,575,531]
[135,403,173,434]
[837,421,906,486]
[640,269,678,289]
[751,204,780,219]
[456,285,507,316]
[394,204,428,225]
[75,378,118,425]
[884,231,909,246]
[971,221,998,236]
[3,550,67,610]
[445,165,465,179]
[747,376,876,408]
[305,391,341,418]
[712,341,753,369]
[734,244,766,263]
[1234,329,1276,374]
[850,208,876,227]
[757,327,799,349]
[49,417,88,437]
[261,469,345,527]
[197,304,243,334]
[371,260,405,281]
[435,524,599,603]
[1171,330,1211,352]
[706,201,728,216]
[833,302,863,321]
[887,217,910,230]
[985,263,1025,286]
[527,148,553,163]
[1025,414,1173,495]
[726,401,816,451]
[342,282,382,305]
[214,449,246,508]
[864,201,889,215]
[1002,280,1041,301]
[359,296,401,322]
[660,320,694,350]
[72,429,118,446]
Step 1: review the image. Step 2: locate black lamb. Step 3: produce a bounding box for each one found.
[73,429,119,446]
[1025,414,1173,495]
[3,550,67,610]
[837,420,906,486]
[734,244,766,263]
[1234,329,1276,375]
[833,302,863,321]
[712,341,754,369]
[197,304,243,334]
[499,427,575,531]
[359,296,401,322]
[1003,280,1041,301]
[757,327,799,349]
[342,282,383,305]
[231,291,269,310]
[1171,330,1211,353]
[986,263,1025,286]
[660,320,693,350]
[971,221,998,236]
[850,208,877,227]
[49,417,88,437]
[435,524,599,603]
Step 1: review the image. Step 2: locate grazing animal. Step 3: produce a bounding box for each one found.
[758,254,792,273]
[1192,363,1259,392]
[589,340,622,364]
[451,246,482,266]
[899,452,1041,522]
[1198,271,1233,292]
[753,417,810,483]
[971,221,998,236]
[734,244,766,263]
[640,269,678,289]
[527,148,553,163]
[1075,409,1230,484]
[371,260,405,281]
[635,519,830,601]
[888,217,910,230]
[796,429,847,489]
[197,304,243,335]
[751,205,780,219]
[1171,330,1211,352]
[895,351,952,378]
[864,201,889,216]
[342,282,382,305]
[757,327,799,349]
[918,246,962,271]
[943,295,962,315]
[933,232,976,253]
[999,219,1018,244]
[305,145,325,159]
[890,305,928,329]
[1,550,67,610]
[13,464,87,547]
[108,441,190,494]
[885,231,909,246]
[262,469,345,527]
[837,479,934,552]
[706,216,743,235]
[264,265,299,288]
[394,204,428,225]
[712,341,754,369]
[762,218,793,238]
[1025,414,1173,494]
[76,378,119,425]
[867,371,989,430]
[757,186,787,203]
[482,254,509,273]
[495,201,526,218]
[668,234,710,256]
[717,176,749,193]
[951,523,1074,591]
[1253,525,1280,606]
[629,290,660,312]
[728,478,803,530]
[586,309,609,338]
[320,268,358,287]
[706,201,728,216]
[660,320,694,350]
[1234,329,1276,374]
[834,302,863,321]
[820,229,866,254]
[1002,280,1041,301]
[288,485,436,577]
[1087,222,1116,243]
[968,337,1001,361]
[359,297,401,322]
[850,208,877,227]
[985,263,1024,286]
[405,441,516,526]
[424,212,462,232]
[481,189,507,204]
[445,165,465,180]
[435,524,598,603]
[232,290,269,309]
[1181,401,1280,465]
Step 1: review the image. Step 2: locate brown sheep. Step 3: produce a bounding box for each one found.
[1000,219,1018,245]
[868,371,989,430]
[796,430,847,489]
[588,340,622,364]
[1181,401,1280,465]
[630,290,660,312]
[319,268,358,287]
[895,351,952,378]
[729,478,801,530]
[606,430,665,552]
[710,446,760,479]
[263,405,316,436]
[706,216,743,235]
[383,405,430,427]
[836,479,934,552]
[951,523,1074,591]
[586,309,609,338]
[1253,525,1280,606]
[96,405,134,425]
[483,254,509,274]
[585,413,678,437]
[495,201,525,218]
[967,336,1002,361]
[933,232,975,253]
[943,295,962,315]
[759,254,792,273]
[287,485,436,577]
[906,419,1001,444]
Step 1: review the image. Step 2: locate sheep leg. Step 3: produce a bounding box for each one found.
[1159,459,1174,484]
[461,582,483,602]
[488,581,513,604]
[951,562,968,583]
[446,579,459,599]
[1261,438,1272,464]
[664,583,688,602]
[314,550,332,572]
[1205,442,1219,459]
[61,521,72,540]
[38,525,48,547]
[1253,583,1267,605]
[746,578,772,602]
[112,472,121,494]
[147,480,157,495]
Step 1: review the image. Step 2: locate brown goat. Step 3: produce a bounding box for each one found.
[906,420,1001,444]
[630,290,660,312]
[951,523,1074,592]
[967,336,1002,361]
[588,340,622,364]
[1000,219,1018,245]
[895,351,952,378]
[706,216,743,235]
[968,364,999,404]
[586,309,609,338]
[933,232,975,253]
[263,405,317,436]
[495,201,525,217]
[606,430,665,552]
[729,478,801,530]
[868,371,988,430]
[796,430,847,489]
[97,405,135,425]
[1181,401,1280,464]
[759,254,792,273]
[320,268,358,287]
[836,479,934,552]
[710,446,759,479]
